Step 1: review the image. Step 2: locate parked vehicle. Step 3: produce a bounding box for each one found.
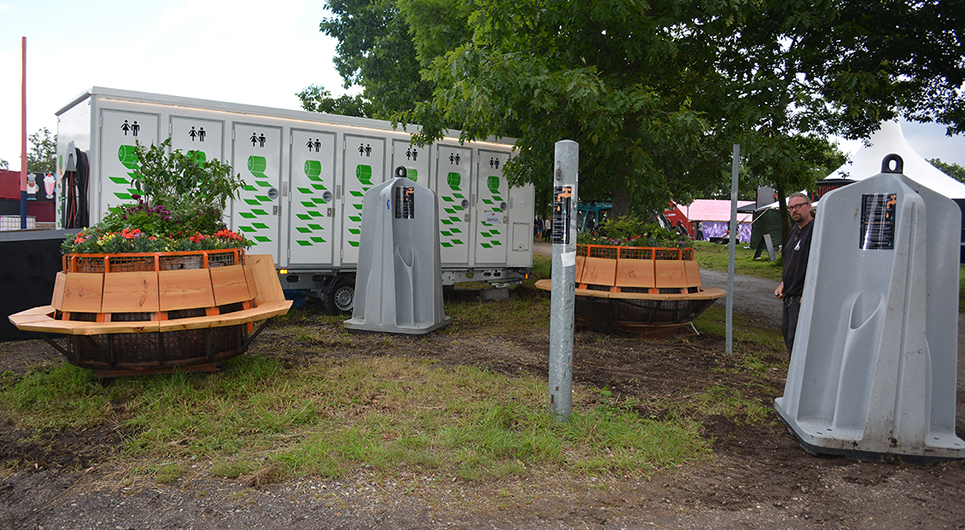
[576,202,611,232]
[55,88,535,314]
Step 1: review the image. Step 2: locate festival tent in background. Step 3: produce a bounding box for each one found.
[678,199,755,243]
[820,120,965,262]
[822,120,965,199]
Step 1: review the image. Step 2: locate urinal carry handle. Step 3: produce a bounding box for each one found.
[881,154,903,174]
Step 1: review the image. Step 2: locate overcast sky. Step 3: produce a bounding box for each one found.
[0,0,345,169]
[2,0,963,172]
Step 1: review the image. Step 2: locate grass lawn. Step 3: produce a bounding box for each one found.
[690,240,782,282]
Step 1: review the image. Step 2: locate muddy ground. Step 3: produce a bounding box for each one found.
[1,250,964,528]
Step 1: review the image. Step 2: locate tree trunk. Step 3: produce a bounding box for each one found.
[611,181,631,219]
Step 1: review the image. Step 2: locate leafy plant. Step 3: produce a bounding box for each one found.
[578,216,689,248]
[131,138,243,210]
[62,139,249,254]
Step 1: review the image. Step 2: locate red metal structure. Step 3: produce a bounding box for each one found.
[0,169,56,223]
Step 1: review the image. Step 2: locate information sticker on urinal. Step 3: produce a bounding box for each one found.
[394,186,415,219]
[859,193,896,250]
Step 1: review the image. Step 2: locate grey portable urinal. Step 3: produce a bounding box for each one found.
[344,166,449,334]
[775,154,965,463]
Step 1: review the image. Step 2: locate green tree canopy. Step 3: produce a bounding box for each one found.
[296,85,374,117]
[320,0,435,119]
[319,0,965,220]
[27,127,56,174]
[929,159,965,183]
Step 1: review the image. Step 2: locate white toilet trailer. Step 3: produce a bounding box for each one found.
[775,154,965,463]
[54,87,535,313]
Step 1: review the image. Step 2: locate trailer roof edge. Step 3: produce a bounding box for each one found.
[56,87,516,147]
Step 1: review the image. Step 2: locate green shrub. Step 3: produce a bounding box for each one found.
[578,215,689,248]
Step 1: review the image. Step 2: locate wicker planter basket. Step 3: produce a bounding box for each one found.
[535,244,726,337]
[9,250,291,378]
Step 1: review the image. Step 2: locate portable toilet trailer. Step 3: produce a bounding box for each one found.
[54,87,535,314]
[775,154,965,463]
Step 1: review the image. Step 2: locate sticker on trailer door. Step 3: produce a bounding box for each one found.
[486,211,501,225]
[100,110,159,207]
[392,139,429,184]
[478,175,505,249]
[859,193,897,250]
[289,129,336,265]
[232,125,281,262]
[437,146,472,256]
[342,136,385,259]
[170,116,224,163]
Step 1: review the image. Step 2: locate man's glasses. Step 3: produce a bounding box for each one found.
[788,203,810,211]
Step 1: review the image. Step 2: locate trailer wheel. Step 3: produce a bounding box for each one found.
[324,275,356,315]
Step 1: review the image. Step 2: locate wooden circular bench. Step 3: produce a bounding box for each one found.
[8,251,291,378]
[535,244,726,336]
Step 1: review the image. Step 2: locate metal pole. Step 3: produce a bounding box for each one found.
[549,140,578,419]
[20,36,27,229]
[726,144,740,356]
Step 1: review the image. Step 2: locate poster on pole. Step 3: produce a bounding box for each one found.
[552,185,572,245]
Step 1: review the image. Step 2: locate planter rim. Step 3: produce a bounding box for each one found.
[63,248,245,273]
[577,244,694,260]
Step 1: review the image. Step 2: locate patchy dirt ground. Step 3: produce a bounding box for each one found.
[2,253,965,528]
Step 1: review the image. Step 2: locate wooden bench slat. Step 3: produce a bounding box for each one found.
[59,272,104,313]
[158,269,216,311]
[615,259,656,289]
[580,256,617,288]
[248,255,284,305]
[51,273,66,309]
[157,301,292,332]
[654,260,688,288]
[7,306,56,326]
[683,260,703,288]
[209,265,252,306]
[9,302,290,335]
[102,271,160,313]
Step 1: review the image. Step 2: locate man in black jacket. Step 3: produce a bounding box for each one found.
[774,192,814,353]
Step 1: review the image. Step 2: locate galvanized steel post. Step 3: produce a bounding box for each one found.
[726,144,740,356]
[549,140,578,419]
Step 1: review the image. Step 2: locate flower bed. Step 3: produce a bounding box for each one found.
[62,139,250,256]
[63,196,249,255]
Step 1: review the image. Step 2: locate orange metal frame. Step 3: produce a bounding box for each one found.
[576,244,699,294]
[63,249,244,273]
[59,249,249,327]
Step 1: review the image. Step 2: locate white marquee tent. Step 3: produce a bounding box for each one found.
[824,120,965,200]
